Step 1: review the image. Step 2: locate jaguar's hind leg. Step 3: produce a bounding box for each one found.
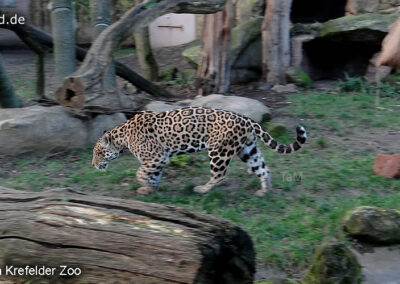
[238,142,272,197]
[194,148,234,194]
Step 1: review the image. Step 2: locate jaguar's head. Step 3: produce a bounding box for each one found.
[92,132,121,171]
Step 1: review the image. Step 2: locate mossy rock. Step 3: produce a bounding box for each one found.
[182,69,197,83]
[318,13,399,39]
[344,206,400,244]
[286,67,312,88]
[292,13,399,40]
[160,66,178,81]
[291,23,322,37]
[303,239,362,284]
[182,45,202,69]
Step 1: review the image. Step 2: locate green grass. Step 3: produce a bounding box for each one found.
[1,91,400,275]
[282,92,400,132]
[11,78,37,103]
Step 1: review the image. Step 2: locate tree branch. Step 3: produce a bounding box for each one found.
[55,0,227,108]
[0,18,176,100]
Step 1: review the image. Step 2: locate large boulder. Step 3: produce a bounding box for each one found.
[303,239,362,284]
[146,95,271,123]
[344,207,400,244]
[88,113,127,145]
[190,94,271,123]
[182,45,201,69]
[292,13,399,40]
[317,13,400,41]
[0,106,127,155]
[0,106,87,155]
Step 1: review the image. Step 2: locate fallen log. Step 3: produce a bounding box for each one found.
[0,187,255,283]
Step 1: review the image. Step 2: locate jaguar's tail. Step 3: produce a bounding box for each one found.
[252,123,307,154]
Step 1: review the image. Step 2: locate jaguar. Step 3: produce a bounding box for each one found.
[92,107,306,197]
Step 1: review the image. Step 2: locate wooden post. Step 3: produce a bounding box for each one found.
[51,0,76,84]
[262,0,293,85]
[90,0,116,89]
[198,0,234,96]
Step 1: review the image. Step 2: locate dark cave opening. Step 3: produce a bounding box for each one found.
[291,0,347,23]
[301,35,384,80]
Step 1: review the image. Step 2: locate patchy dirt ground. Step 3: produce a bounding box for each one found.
[1,44,400,282]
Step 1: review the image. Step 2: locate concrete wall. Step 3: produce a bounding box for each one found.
[149,13,196,48]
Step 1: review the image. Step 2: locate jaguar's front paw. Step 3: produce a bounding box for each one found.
[137,187,154,195]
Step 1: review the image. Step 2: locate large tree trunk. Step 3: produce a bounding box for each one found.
[0,54,22,108]
[51,0,76,84]
[134,26,159,81]
[262,0,292,85]
[91,0,116,89]
[0,16,176,100]
[0,187,255,284]
[198,0,234,96]
[55,0,227,110]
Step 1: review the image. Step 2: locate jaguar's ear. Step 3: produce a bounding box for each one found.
[101,133,111,147]
[103,130,107,134]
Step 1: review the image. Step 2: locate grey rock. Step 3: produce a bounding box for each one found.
[344,206,400,244]
[272,84,298,93]
[365,53,392,83]
[145,101,185,113]
[0,106,87,155]
[88,113,127,145]
[191,94,270,123]
[303,239,362,284]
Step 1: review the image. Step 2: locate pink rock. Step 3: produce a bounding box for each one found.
[373,154,400,179]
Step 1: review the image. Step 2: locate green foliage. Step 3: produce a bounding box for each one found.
[338,74,400,98]
[383,70,400,84]
[160,66,178,82]
[315,137,327,149]
[143,0,157,9]
[170,154,191,168]
[338,74,367,92]
[286,67,313,88]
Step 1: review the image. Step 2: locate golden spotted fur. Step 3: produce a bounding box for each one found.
[92,107,306,197]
